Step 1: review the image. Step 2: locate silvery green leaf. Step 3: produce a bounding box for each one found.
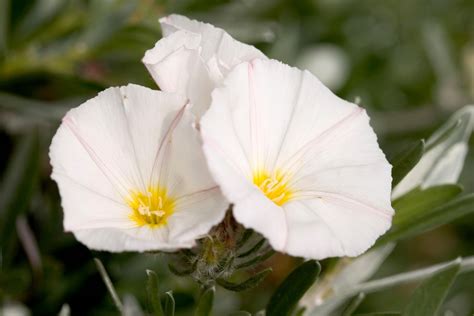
[122,294,144,316]
[58,304,70,316]
[403,260,460,316]
[302,243,394,315]
[393,105,474,199]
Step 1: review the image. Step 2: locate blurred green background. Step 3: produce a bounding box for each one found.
[1,0,474,315]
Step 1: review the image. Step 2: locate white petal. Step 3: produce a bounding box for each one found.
[168,188,227,242]
[155,108,229,241]
[159,14,266,65]
[143,14,266,117]
[282,196,391,259]
[142,31,215,117]
[74,228,194,252]
[201,59,393,259]
[50,84,228,252]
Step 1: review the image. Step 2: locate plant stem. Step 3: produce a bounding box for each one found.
[94,258,123,313]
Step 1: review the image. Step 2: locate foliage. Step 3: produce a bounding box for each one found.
[1,0,474,315]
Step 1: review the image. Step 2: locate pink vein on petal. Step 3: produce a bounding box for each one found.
[280,107,364,176]
[292,190,392,219]
[149,102,188,188]
[248,61,263,172]
[63,116,130,199]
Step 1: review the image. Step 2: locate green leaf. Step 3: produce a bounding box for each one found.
[266,260,321,316]
[342,293,366,316]
[379,192,474,244]
[146,270,164,316]
[391,140,425,187]
[392,184,463,227]
[0,132,39,265]
[217,268,272,292]
[14,0,67,42]
[235,249,275,269]
[162,291,175,316]
[403,259,460,316]
[392,106,474,199]
[194,286,215,316]
[236,229,254,248]
[237,238,265,258]
[79,0,137,49]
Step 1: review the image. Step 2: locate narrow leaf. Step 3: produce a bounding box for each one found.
[403,259,460,316]
[146,269,164,316]
[237,238,265,258]
[392,184,462,227]
[379,193,474,244]
[194,286,215,316]
[342,293,366,316]
[393,105,474,199]
[266,260,321,316]
[94,258,123,313]
[391,140,425,187]
[235,249,275,269]
[236,229,254,248]
[162,291,175,316]
[217,268,272,292]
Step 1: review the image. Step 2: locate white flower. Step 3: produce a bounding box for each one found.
[142,14,266,118]
[201,59,394,259]
[49,84,228,252]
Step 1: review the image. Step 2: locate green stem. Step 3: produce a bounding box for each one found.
[94,258,123,313]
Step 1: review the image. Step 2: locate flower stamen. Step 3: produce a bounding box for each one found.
[253,170,293,206]
[128,187,175,227]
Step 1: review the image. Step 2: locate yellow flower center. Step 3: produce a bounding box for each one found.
[253,170,293,206]
[127,187,175,228]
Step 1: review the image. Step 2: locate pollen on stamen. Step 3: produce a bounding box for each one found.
[127,187,175,228]
[253,170,293,206]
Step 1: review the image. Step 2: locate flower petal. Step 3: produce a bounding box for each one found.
[74,228,194,252]
[143,14,266,117]
[50,84,227,251]
[142,31,215,117]
[201,59,393,259]
[159,14,266,66]
[282,197,391,259]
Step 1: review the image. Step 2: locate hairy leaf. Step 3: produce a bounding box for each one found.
[403,260,460,316]
[217,268,272,292]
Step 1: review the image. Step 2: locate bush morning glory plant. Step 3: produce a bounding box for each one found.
[41,14,474,316]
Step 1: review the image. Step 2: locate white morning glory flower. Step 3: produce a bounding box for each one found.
[142,14,266,118]
[200,59,394,259]
[49,84,228,252]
